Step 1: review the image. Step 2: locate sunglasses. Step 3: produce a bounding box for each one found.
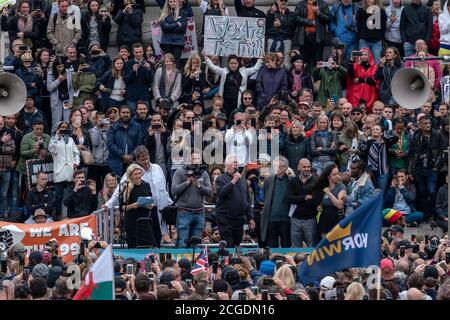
[243,97,252,100]
[352,112,361,116]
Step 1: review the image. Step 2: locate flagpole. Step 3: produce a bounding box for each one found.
[376,267,381,301]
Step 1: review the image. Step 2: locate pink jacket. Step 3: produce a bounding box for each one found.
[405,53,442,89]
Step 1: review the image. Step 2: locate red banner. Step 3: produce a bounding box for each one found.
[0,215,97,263]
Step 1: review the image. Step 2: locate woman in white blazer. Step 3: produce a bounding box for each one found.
[202,50,263,118]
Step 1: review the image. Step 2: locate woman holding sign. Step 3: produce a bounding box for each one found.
[121,164,157,248]
[159,0,187,68]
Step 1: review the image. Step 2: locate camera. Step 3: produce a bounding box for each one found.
[48,49,55,56]
[91,49,100,55]
[238,291,247,300]
[262,278,274,286]
[320,61,331,68]
[19,46,28,51]
[261,289,268,300]
[446,252,450,264]
[352,50,363,57]
[185,164,207,179]
[152,123,162,130]
[230,257,242,265]
[100,118,110,126]
[59,129,70,135]
[212,261,219,273]
[312,1,318,6]
[236,119,242,126]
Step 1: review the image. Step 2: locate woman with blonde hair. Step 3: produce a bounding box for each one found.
[345,282,366,300]
[159,0,187,67]
[167,119,191,178]
[181,53,205,104]
[121,164,157,248]
[310,115,337,175]
[284,119,310,176]
[273,264,296,291]
[337,121,360,172]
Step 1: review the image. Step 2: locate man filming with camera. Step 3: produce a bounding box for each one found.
[171,149,213,248]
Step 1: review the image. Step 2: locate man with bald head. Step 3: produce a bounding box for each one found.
[404,39,442,90]
[287,158,321,247]
[340,102,353,123]
[406,288,427,300]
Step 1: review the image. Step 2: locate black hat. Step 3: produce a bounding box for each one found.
[216,113,227,121]
[397,239,412,249]
[290,54,304,65]
[193,100,204,107]
[389,225,404,234]
[351,107,364,114]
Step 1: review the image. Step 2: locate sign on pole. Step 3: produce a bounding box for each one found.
[151,17,198,60]
[203,16,265,58]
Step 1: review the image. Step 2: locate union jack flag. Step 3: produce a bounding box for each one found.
[191,246,209,276]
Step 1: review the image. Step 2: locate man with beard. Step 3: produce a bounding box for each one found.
[296,101,315,132]
[106,105,143,176]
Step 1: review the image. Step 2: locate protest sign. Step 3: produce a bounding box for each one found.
[0,0,15,10]
[0,215,97,263]
[26,159,54,189]
[151,17,198,60]
[203,16,265,58]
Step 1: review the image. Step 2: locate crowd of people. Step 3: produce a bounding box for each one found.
[0,0,450,301]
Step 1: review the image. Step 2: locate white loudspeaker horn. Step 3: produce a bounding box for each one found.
[391,68,431,110]
[0,71,27,116]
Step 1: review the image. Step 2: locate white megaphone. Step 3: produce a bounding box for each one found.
[0,64,27,116]
[391,68,431,110]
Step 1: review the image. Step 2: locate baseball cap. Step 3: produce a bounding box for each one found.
[298,101,310,109]
[320,276,336,290]
[259,260,276,277]
[216,113,227,121]
[380,258,394,272]
[389,225,404,234]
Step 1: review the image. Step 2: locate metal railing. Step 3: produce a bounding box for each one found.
[92,206,117,245]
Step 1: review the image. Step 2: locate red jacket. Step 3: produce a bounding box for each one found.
[346,48,379,113]
[428,18,440,50]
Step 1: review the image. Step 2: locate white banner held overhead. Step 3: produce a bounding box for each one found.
[203,15,265,58]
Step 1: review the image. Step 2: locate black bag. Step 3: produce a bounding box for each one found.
[161,184,190,226]
[161,205,178,226]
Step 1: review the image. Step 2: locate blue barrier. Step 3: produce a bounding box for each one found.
[113,247,314,261]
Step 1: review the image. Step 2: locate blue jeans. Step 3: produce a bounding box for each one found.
[344,43,358,63]
[312,160,335,176]
[403,42,416,58]
[203,87,219,100]
[0,171,11,219]
[414,168,438,220]
[176,209,205,247]
[405,212,424,224]
[359,39,382,64]
[376,174,389,193]
[6,169,19,212]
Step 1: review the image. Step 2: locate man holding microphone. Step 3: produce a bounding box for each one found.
[214,154,255,247]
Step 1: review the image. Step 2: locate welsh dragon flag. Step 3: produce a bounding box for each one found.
[73,244,114,300]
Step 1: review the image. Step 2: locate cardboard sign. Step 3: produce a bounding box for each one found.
[203,16,265,58]
[151,17,198,60]
[26,159,54,190]
[0,215,97,263]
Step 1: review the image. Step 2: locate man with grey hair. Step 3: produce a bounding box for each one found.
[261,156,291,247]
[215,154,255,247]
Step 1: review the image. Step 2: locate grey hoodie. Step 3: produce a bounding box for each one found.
[385,0,404,43]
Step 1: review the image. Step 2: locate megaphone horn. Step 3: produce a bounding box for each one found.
[391,68,431,110]
[0,67,27,116]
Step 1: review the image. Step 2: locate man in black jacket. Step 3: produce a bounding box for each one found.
[293,0,330,69]
[63,170,97,218]
[215,154,255,247]
[400,0,433,57]
[145,112,170,178]
[234,0,265,18]
[266,0,295,67]
[25,172,55,219]
[407,116,440,221]
[287,158,321,247]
